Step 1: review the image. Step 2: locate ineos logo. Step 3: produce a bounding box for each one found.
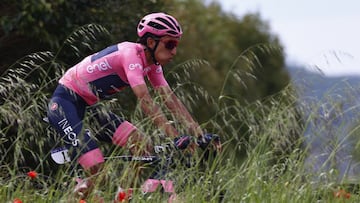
[128,63,143,71]
[58,118,80,146]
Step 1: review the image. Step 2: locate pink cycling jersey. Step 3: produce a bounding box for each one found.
[59,42,169,105]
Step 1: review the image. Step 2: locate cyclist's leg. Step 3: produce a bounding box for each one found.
[47,85,107,199]
[113,121,153,156]
[89,108,153,155]
[47,85,105,173]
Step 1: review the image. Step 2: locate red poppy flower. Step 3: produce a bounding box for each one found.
[27,170,38,179]
[13,198,23,203]
[334,189,351,199]
[79,199,86,203]
[116,188,133,202]
[117,191,126,201]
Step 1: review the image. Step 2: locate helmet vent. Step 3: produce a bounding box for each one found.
[156,17,176,30]
[165,16,181,32]
[167,30,178,35]
[148,21,166,30]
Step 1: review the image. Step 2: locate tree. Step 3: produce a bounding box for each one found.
[0,0,165,73]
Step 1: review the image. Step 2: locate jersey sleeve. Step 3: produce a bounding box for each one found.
[120,48,147,88]
[147,65,169,88]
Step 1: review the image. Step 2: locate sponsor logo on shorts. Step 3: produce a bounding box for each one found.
[58,118,80,146]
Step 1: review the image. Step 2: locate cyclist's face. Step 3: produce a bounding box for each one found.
[154,36,179,66]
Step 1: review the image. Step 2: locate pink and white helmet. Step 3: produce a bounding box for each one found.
[137,12,183,38]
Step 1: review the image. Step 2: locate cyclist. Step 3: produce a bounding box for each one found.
[46,12,221,199]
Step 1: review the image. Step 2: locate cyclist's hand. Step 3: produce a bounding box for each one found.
[174,135,191,150]
[197,133,222,152]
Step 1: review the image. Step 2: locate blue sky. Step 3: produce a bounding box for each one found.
[209,0,360,76]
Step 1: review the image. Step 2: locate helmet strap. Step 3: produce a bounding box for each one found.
[146,38,160,65]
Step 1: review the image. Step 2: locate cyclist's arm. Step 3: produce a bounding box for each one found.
[132,84,179,138]
[156,86,203,138]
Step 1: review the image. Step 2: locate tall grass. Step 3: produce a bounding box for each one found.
[1,24,360,202]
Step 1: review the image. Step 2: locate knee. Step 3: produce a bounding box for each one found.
[78,148,105,170]
[112,121,137,146]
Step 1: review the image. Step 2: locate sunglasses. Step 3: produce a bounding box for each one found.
[159,39,179,50]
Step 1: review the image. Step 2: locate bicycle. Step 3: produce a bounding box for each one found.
[50,140,184,201]
[45,116,220,202]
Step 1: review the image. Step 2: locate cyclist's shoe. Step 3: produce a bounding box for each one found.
[174,135,191,150]
[114,186,133,202]
[73,178,93,199]
[142,179,176,203]
[74,178,105,202]
[168,193,177,203]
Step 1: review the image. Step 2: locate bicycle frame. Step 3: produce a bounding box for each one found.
[50,143,172,165]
